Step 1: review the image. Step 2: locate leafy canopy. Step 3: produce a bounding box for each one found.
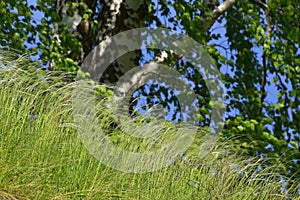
[1,0,300,181]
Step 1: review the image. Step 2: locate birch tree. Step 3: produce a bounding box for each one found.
[1,0,300,181]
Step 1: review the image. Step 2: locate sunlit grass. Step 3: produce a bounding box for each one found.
[0,52,299,199]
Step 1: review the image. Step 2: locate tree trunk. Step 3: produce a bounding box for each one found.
[55,0,147,84]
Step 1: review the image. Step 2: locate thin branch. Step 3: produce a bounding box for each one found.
[250,0,268,10]
[202,0,237,33]
[155,0,238,64]
[260,51,267,114]
[251,1,271,116]
[250,0,272,39]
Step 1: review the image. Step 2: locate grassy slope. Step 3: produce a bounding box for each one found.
[0,54,299,199]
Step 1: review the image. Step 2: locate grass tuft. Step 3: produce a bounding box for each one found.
[0,52,299,199]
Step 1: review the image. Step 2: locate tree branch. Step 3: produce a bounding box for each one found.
[260,51,267,115]
[157,0,237,65]
[212,0,237,19]
[250,0,272,39]
[250,0,268,10]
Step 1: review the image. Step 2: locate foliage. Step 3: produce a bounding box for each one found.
[1,0,300,190]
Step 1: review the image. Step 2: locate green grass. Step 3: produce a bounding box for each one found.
[0,53,299,199]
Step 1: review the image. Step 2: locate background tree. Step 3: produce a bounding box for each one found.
[1,0,300,184]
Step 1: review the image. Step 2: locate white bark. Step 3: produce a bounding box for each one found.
[212,0,237,18]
